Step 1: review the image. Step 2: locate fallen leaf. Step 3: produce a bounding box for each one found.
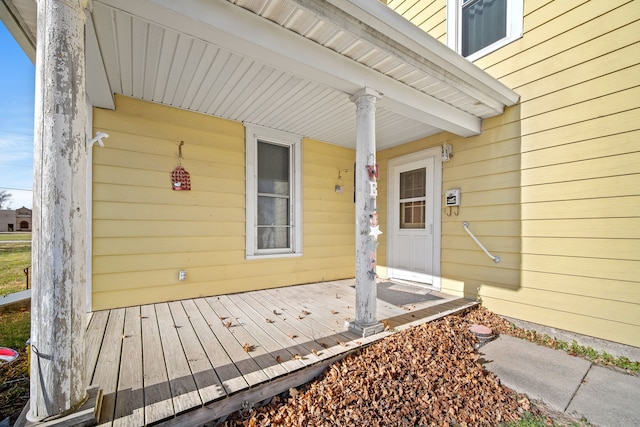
[242,342,255,352]
[265,318,275,323]
[218,307,533,426]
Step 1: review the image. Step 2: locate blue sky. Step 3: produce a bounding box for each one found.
[0,20,35,209]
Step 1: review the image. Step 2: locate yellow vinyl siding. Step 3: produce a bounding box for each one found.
[387,0,447,42]
[480,298,639,348]
[386,0,640,346]
[92,95,355,310]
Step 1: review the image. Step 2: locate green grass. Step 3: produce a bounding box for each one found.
[0,310,30,424]
[509,325,640,373]
[0,310,30,350]
[0,241,31,296]
[0,235,32,423]
[0,232,31,241]
[500,413,551,426]
[500,411,591,427]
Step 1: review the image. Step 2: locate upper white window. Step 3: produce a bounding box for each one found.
[447,0,523,61]
[245,124,302,259]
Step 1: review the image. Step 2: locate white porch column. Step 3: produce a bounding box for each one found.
[348,88,384,337]
[29,0,91,421]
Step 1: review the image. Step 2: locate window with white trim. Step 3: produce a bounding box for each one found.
[447,0,523,61]
[245,124,302,258]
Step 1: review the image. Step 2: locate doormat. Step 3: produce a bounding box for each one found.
[351,281,443,306]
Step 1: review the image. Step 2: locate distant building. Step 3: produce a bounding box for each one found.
[0,207,32,232]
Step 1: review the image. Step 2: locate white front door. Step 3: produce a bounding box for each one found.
[387,148,442,287]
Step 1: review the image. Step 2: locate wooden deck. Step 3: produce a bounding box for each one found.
[85,279,477,426]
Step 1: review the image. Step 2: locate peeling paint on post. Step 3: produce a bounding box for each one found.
[348,88,384,338]
[29,0,89,421]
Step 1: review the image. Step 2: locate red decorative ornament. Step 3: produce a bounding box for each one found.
[0,347,18,364]
[171,166,191,191]
[370,212,378,226]
[366,164,379,180]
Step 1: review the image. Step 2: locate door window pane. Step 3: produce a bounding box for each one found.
[399,168,427,229]
[400,201,425,229]
[400,169,425,199]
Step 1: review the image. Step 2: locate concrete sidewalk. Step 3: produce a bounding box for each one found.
[481,335,640,427]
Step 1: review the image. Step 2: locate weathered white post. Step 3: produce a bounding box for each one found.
[29,0,91,421]
[348,88,384,337]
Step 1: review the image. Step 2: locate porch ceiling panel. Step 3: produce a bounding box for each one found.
[230,0,488,116]
[90,1,441,149]
[2,0,519,150]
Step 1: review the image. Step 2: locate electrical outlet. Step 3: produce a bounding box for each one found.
[178,270,187,281]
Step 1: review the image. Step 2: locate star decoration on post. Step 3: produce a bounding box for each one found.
[369,225,383,240]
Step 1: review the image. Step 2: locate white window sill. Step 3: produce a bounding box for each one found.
[246,252,303,260]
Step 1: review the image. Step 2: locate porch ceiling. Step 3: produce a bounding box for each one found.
[2,0,519,150]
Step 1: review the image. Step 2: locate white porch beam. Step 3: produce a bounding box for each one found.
[98,0,482,136]
[290,0,519,111]
[85,8,115,109]
[0,0,36,62]
[348,87,384,337]
[29,0,92,421]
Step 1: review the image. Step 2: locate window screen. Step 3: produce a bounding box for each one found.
[257,141,291,250]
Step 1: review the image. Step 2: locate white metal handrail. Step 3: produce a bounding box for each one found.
[462,222,501,263]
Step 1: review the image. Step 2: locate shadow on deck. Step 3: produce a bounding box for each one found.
[83,279,477,427]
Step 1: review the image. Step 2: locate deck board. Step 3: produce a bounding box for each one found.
[253,288,360,354]
[193,297,269,387]
[168,301,226,404]
[92,308,125,426]
[85,309,109,385]
[86,279,477,426]
[225,293,310,371]
[237,291,346,358]
[263,286,364,341]
[206,296,291,379]
[113,306,144,427]
[221,293,323,366]
[140,304,174,424]
[180,299,248,394]
[155,303,202,414]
